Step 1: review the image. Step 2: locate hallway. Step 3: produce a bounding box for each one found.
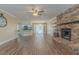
[18,23,56,55]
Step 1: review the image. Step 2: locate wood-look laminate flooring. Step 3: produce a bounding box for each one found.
[17,33,57,55]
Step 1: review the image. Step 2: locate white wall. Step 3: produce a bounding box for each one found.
[0,10,17,45]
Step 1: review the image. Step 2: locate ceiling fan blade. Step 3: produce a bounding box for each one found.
[24,11,33,13]
[39,10,44,12]
[39,9,47,12]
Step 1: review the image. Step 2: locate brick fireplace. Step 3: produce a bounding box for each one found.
[53,4,79,54]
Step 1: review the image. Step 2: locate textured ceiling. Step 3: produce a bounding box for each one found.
[0,4,74,23]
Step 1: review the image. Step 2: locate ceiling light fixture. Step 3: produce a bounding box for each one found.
[25,7,47,16]
[32,8,39,16]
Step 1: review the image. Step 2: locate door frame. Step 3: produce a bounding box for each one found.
[32,23,47,35]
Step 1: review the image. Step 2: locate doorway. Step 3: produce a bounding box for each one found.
[32,23,47,40]
[33,23,47,34]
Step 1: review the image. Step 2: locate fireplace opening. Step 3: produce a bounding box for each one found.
[61,28,71,41]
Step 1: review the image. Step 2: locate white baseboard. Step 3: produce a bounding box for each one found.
[0,36,17,46]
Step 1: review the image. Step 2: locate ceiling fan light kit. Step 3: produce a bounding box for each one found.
[25,7,46,16]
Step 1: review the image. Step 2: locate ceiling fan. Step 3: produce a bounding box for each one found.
[24,7,47,16]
